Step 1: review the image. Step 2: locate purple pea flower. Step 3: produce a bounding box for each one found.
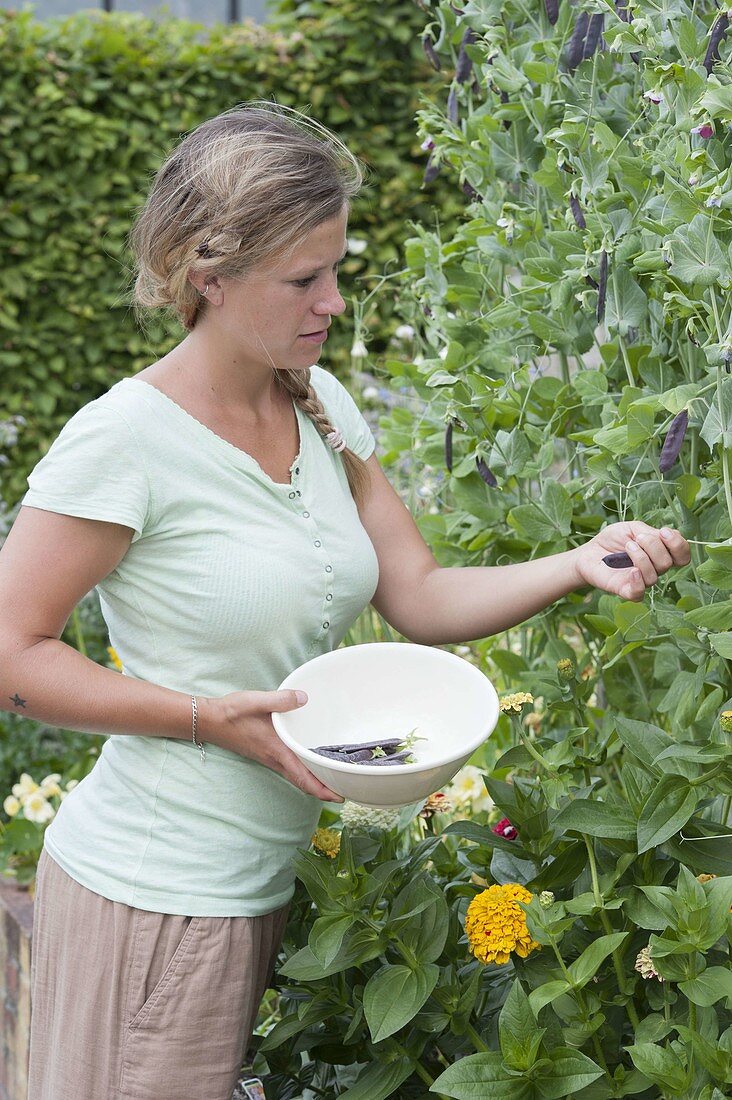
[691,123,714,139]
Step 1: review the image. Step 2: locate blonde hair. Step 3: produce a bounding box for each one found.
[127,100,372,510]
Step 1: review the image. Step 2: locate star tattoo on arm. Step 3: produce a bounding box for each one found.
[9,693,27,708]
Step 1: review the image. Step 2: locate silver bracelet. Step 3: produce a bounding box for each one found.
[191,694,205,764]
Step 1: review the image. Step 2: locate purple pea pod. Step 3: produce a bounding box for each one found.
[545,0,559,25]
[456,27,476,84]
[342,748,381,763]
[367,750,416,766]
[476,455,498,487]
[566,11,590,71]
[447,86,459,125]
[462,181,483,201]
[424,153,441,184]
[602,552,634,568]
[422,32,442,72]
[659,409,689,474]
[317,738,403,754]
[312,747,355,761]
[704,13,729,75]
[445,421,454,472]
[569,194,586,229]
[583,14,604,60]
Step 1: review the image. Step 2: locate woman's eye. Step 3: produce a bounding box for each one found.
[293,263,340,289]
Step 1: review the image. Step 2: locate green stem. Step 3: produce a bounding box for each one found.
[662,979,671,1024]
[517,722,559,778]
[689,760,727,787]
[579,836,640,1028]
[618,334,635,387]
[722,794,731,827]
[390,1037,449,1100]
[582,834,603,909]
[466,1021,491,1053]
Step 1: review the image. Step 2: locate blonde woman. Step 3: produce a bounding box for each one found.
[0,102,689,1099]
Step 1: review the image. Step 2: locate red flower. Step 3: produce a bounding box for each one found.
[492,816,518,840]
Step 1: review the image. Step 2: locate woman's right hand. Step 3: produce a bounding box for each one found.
[198,690,345,803]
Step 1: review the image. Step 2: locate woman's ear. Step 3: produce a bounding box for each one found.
[188,271,222,304]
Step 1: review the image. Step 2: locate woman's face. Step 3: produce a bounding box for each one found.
[196,207,349,373]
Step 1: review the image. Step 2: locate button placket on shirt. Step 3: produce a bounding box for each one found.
[289,470,333,633]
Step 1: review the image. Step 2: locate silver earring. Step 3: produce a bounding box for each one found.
[203,283,209,297]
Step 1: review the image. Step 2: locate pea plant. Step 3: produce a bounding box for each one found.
[256,0,732,1095]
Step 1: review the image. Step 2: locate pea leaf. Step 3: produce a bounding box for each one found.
[605,266,648,337]
[665,214,728,287]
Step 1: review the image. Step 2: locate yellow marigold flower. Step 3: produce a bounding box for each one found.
[464,883,540,965]
[311,828,341,859]
[499,692,534,714]
[107,646,123,671]
[720,710,732,734]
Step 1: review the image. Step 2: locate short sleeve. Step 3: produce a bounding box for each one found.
[21,401,151,544]
[310,365,376,460]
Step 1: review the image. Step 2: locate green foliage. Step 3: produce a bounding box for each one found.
[247,0,732,1093]
[0,0,463,508]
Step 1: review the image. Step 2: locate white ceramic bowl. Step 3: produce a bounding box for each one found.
[272,642,499,808]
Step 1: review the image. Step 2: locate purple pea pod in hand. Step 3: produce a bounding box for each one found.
[445,421,454,472]
[602,552,634,568]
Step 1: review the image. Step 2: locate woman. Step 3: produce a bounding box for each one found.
[0,102,689,1099]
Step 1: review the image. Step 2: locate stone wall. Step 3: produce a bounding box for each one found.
[0,880,32,1100]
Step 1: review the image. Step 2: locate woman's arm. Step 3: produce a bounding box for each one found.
[357,453,692,648]
[408,522,691,647]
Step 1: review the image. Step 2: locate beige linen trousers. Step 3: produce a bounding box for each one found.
[28,846,290,1100]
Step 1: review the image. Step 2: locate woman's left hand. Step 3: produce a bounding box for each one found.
[574,521,691,602]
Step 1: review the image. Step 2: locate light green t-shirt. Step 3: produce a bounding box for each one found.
[21,365,379,916]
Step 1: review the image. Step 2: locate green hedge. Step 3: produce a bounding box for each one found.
[0,0,463,507]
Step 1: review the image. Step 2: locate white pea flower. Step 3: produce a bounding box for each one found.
[439,346,449,360]
[22,791,56,824]
[347,238,368,256]
[350,339,368,358]
[3,795,20,817]
[395,324,416,340]
[40,773,62,797]
[362,385,379,399]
